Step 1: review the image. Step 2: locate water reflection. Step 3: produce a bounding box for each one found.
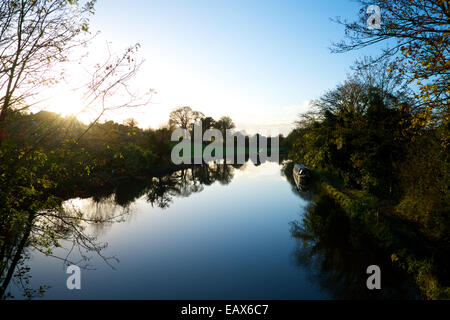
[0,197,125,299]
[117,163,238,209]
[1,163,238,299]
[281,161,314,202]
[0,216,39,299]
[63,196,131,237]
[282,161,420,299]
[2,161,425,300]
[290,196,419,299]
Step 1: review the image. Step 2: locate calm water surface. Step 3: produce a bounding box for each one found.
[9,161,419,299]
[13,162,333,299]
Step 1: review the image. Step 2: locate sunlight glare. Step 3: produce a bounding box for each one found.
[44,85,86,118]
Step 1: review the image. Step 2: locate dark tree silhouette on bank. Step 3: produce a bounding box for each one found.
[333,0,449,127]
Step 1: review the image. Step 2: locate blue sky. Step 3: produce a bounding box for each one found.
[82,0,381,135]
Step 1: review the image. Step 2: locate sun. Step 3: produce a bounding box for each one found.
[44,86,86,118]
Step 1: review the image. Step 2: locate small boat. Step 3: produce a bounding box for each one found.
[293,164,311,190]
[293,164,311,179]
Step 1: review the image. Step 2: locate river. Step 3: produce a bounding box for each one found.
[6,161,418,299]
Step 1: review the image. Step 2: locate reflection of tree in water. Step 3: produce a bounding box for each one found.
[65,163,238,236]
[1,163,237,299]
[63,196,131,237]
[281,160,422,299]
[211,162,235,186]
[145,163,235,208]
[1,199,126,299]
[290,194,419,299]
[77,163,236,211]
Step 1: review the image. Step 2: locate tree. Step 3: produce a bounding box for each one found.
[333,0,449,128]
[146,127,172,164]
[214,116,235,138]
[200,116,215,134]
[75,43,152,142]
[290,61,413,196]
[0,141,123,299]
[0,1,151,144]
[168,106,204,130]
[123,118,139,128]
[0,0,96,133]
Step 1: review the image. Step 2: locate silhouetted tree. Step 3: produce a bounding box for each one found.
[168,106,205,130]
[0,0,96,140]
[201,116,215,134]
[214,116,235,138]
[333,0,449,127]
[123,118,139,128]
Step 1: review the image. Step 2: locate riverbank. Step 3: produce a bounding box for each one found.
[315,172,450,300]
